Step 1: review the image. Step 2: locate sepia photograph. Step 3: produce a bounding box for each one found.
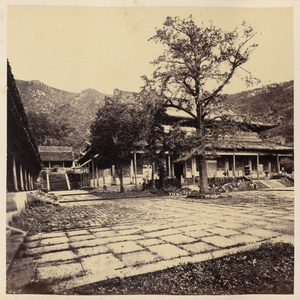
[3,0,297,297]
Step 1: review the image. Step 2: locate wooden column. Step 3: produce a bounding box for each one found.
[65,173,71,190]
[248,158,252,172]
[24,168,29,190]
[277,154,280,175]
[112,165,116,184]
[96,164,99,187]
[30,172,34,190]
[88,162,91,186]
[192,157,197,184]
[19,163,24,191]
[86,163,88,186]
[233,153,236,178]
[171,161,175,178]
[257,154,260,179]
[168,155,171,178]
[268,161,272,174]
[102,169,106,185]
[92,160,95,187]
[46,172,50,191]
[134,151,137,188]
[80,169,83,187]
[27,172,31,191]
[130,159,134,184]
[12,155,19,191]
[225,157,229,175]
[183,161,187,179]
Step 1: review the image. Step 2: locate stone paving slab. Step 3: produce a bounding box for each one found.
[147,243,189,260]
[81,253,125,278]
[106,241,145,254]
[181,241,217,254]
[26,243,71,256]
[201,236,240,248]
[40,236,69,246]
[144,228,182,238]
[137,238,164,247]
[206,227,241,236]
[7,190,294,293]
[68,234,95,242]
[67,230,91,236]
[120,250,160,266]
[37,250,77,263]
[159,233,196,245]
[37,262,85,280]
[77,245,110,257]
[242,228,281,239]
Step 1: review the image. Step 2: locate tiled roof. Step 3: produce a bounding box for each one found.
[38,146,74,162]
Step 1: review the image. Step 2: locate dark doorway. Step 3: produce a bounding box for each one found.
[174,162,184,181]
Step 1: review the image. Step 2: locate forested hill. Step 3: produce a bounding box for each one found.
[15,79,294,157]
[15,80,110,156]
[226,80,294,145]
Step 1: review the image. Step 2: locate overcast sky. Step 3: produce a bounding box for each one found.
[7,5,293,95]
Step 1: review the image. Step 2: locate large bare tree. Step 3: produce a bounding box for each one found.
[145,16,258,193]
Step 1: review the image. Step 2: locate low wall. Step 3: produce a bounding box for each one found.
[6,191,28,224]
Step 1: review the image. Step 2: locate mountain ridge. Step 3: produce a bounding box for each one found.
[15,79,294,156]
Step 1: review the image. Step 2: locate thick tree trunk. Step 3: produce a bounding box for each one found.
[196,96,209,195]
[198,154,209,195]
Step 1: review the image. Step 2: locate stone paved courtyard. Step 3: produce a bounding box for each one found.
[7,190,294,293]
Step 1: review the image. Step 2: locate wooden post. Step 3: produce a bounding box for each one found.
[86,163,88,186]
[225,157,229,176]
[151,161,155,188]
[171,161,175,178]
[24,168,29,190]
[268,161,272,174]
[12,155,19,191]
[65,173,71,190]
[130,159,134,184]
[80,169,83,187]
[233,153,236,178]
[257,154,260,179]
[96,164,99,187]
[134,151,137,189]
[192,157,197,184]
[277,154,280,175]
[183,161,187,179]
[30,172,34,190]
[168,155,171,178]
[103,169,106,185]
[46,172,50,191]
[248,157,252,177]
[92,160,95,187]
[19,163,24,191]
[112,165,116,185]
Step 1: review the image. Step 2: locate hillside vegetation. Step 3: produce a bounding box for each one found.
[15,80,294,156]
[16,80,109,156]
[226,80,293,145]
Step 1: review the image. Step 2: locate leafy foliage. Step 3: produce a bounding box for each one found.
[90,97,145,192]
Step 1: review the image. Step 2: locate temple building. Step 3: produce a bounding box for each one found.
[77,89,293,188]
[7,61,42,193]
